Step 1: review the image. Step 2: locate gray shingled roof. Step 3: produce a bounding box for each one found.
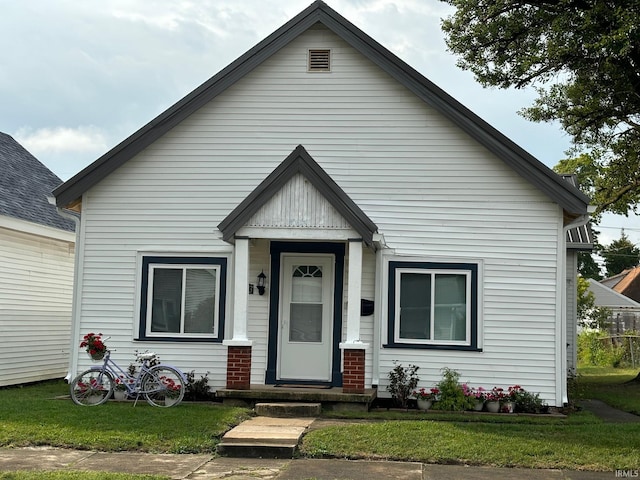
[0,132,75,232]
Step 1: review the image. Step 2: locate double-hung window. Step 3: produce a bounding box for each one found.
[387,261,479,350]
[139,256,227,341]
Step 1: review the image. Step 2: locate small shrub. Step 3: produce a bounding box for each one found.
[431,367,475,411]
[387,361,419,409]
[184,371,215,401]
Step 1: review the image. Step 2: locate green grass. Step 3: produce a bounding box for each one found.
[300,367,640,471]
[301,417,640,471]
[575,366,640,415]
[0,380,249,454]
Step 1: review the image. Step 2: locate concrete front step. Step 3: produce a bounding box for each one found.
[255,402,322,417]
[217,417,315,458]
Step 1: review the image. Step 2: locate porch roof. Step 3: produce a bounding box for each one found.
[217,145,378,246]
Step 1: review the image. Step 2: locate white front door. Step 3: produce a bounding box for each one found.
[278,254,334,381]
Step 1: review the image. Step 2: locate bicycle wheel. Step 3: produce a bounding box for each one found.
[69,368,114,406]
[141,365,185,407]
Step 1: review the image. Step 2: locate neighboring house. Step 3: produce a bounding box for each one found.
[601,266,640,304]
[53,1,590,406]
[589,275,640,335]
[0,132,75,387]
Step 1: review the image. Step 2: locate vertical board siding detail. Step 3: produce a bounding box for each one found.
[248,173,350,229]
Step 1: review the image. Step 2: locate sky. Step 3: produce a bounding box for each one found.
[2,0,639,247]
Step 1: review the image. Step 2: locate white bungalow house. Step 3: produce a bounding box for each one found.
[0,132,75,386]
[53,1,590,406]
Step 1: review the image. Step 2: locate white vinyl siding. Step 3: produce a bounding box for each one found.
[73,25,565,403]
[0,225,74,386]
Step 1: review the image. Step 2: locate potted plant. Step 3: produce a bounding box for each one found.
[463,384,486,411]
[113,376,128,400]
[503,385,525,413]
[413,387,439,410]
[485,387,505,413]
[161,376,182,406]
[80,333,107,361]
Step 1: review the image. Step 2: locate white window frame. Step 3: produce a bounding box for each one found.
[394,268,472,346]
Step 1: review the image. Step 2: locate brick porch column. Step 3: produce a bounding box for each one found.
[343,348,365,394]
[226,345,252,390]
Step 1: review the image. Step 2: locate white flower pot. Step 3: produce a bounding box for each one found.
[473,399,485,411]
[165,396,179,407]
[113,390,127,401]
[417,398,432,411]
[486,401,500,413]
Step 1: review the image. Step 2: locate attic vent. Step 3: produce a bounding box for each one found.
[308,49,331,72]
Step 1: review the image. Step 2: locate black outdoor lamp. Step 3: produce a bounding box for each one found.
[257,270,267,295]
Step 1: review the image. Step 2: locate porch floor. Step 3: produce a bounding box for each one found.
[216,385,377,412]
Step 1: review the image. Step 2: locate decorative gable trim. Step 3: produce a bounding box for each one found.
[218,145,378,245]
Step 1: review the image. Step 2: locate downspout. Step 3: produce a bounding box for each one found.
[50,199,83,382]
[558,208,592,405]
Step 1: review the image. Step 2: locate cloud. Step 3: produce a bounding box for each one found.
[15,126,108,155]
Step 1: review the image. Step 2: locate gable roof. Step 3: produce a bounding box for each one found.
[601,267,640,304]
[588,278,640,310]
[53,0,590,218]
[0,132,75,232]
[218,144,378,245]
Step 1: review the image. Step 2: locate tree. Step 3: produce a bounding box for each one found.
[577,276,610,329]
[600,231,640,277]
[441,1,640,217]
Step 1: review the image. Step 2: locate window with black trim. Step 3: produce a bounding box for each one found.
[139,256,227,341]
[387,261,479,350]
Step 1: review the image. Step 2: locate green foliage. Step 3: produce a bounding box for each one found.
[510,388,547,414]
[442,1,640,217]
[431,367,475,411]
[578,331,625,367]
[577,277,611,329]
[386,362,419,409]
[184,371,215,401]
[600,231,640,277]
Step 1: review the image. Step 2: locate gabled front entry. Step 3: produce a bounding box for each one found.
[267,242,344,386]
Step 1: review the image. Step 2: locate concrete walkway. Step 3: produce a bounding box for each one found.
[0,447,612,479]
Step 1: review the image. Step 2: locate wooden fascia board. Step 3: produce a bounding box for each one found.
[218,145,377,244]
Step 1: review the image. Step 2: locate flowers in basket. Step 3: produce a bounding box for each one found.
[161,376,182,398]
[80,333,107,360]
[413,387,440,401]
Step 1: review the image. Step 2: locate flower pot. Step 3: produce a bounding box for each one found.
[502,401,515,413]
[473,399,485,411]
[113,390,127,401]
[88,351,105,361]
[165,396,179,407]
[416,398,432,411]
[485,400,500,413]
[87,394,103,404]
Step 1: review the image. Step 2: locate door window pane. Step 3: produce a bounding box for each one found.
[289,265,323,342]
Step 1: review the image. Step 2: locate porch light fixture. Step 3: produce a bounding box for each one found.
[257,270,267,295]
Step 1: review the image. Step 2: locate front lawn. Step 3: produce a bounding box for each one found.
[0,380,248,454]
[576,366,640,415]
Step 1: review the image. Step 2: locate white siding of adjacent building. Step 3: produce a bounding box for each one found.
[72,25,565,404]
[0,220,75,386]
